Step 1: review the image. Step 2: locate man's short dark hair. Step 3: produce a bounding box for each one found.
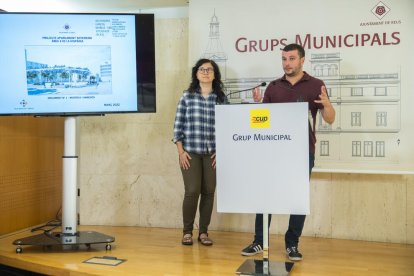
[283,43,305,58]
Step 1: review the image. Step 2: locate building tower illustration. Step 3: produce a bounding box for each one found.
[202,10,228,80]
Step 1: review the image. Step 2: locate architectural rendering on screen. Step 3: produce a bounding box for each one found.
[25,45,112,96]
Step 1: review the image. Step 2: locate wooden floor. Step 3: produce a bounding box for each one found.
[0,225,413,275]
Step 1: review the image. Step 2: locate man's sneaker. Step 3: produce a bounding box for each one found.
[286,246,303,261]
[241,243,263,256]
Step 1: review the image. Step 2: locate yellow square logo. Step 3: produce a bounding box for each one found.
[250,109,270,128]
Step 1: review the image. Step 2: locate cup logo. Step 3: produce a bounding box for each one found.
[250,109,270,128]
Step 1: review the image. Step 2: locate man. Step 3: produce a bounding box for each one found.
[241,43,335,261]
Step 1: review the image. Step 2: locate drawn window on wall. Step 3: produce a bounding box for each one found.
[320,141,329,156]
[323,64,330,76]
[376,111,387,126]
[375,87,387,96]
[364,141,373,157]
[352,141,361,156]
[376,141,385,157]
[351,87,363,96]
[351,112,361,126]
[328,64,338,76]
[314,65,323,76]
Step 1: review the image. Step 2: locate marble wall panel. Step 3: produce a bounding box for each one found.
[303,173,333,238]
[331,174,406,243]
[80,173,141,225]
[79,172,183,227]
[80,121,180,174]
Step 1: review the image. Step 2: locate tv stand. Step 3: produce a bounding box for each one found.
[13,117,114,253]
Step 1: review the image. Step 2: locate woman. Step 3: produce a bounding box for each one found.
[172,58,227,246]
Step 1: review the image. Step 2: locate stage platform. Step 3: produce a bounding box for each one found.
[0,225,413,275]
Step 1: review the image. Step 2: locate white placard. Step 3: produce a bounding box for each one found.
[216,102,309,214]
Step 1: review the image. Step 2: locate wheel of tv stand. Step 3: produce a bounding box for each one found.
[16,247,23,254]
[105,244,112,251]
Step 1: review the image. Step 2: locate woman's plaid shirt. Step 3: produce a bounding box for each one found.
[173,91,218,154]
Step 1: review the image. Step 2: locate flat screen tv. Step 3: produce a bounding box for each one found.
[0,12,156,115]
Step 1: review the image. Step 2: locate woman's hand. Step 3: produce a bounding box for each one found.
[211,153,216,169]
[179,151,191,170]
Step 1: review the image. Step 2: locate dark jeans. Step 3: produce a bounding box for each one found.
[181,152,216,235]
[253,153,315,248]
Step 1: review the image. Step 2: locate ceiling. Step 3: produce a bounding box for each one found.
[0,0,189,12]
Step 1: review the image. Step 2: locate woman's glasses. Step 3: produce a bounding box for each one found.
[198,67,214,74]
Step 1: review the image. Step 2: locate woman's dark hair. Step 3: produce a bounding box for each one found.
[187,58,226,103]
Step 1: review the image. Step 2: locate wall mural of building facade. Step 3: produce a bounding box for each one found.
[190,0,413,173]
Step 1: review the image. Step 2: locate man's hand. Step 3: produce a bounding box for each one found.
[315,86,335,124]
[253,87,262,102]
[314,86,330,107]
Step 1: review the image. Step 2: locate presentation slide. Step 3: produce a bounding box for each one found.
[0,13,138,114]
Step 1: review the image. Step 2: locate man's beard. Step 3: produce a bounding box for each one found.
[284,67,301,77]
[284,69,296,77]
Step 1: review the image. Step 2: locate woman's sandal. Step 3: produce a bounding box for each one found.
[198,233,213,246]
[182,233,193,245]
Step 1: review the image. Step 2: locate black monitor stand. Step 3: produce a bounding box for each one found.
[13,117,114,253]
